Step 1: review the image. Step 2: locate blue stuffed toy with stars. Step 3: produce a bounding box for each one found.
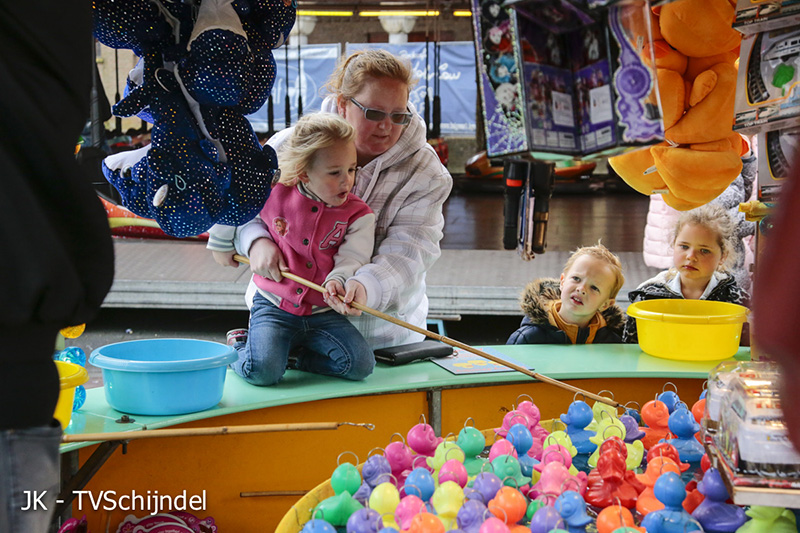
[94,0,294,237]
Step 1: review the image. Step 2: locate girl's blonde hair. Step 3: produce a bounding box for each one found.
[672,203,738,271]
[277,113,355,185]
[324,49,417,100]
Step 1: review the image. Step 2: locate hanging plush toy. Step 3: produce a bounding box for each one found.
[608,0,745,211]
[93,0,293,237]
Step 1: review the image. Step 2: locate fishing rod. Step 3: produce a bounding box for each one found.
[232,255,621,408]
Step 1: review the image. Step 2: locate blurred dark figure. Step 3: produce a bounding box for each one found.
[752,156,800,452]
[0,2,114,531]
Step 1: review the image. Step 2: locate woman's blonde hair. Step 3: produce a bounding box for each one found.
[671,203,738,271]
[277,113,355,185]
[324,49,417,100]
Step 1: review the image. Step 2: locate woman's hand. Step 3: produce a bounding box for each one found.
[212,250,239,267]
[324,279,366,316]
[249,238,287,281]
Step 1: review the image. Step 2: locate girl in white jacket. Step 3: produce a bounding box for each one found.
[209,49,453,349]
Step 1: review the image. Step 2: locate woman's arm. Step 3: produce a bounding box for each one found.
[353,161,452,312]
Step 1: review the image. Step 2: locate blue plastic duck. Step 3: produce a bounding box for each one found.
[658,388,681,414]
[662,407,704,464]
[692,468,747,533]
[506,422,540,477]
[641,472,701,533]
[560,400,597,454]
[554,490,592,533]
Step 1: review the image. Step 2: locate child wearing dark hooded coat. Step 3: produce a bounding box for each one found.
[507,243,626,345]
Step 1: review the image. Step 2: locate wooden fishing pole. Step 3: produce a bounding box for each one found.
[62,421,374,443]
[233,255,621,407]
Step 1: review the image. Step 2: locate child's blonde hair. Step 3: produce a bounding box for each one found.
[562,242,625,300]
[671,203,737,271]
[324,49,417,100]
[277,113,355,185]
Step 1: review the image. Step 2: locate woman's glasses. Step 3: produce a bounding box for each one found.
[350,97,412,126]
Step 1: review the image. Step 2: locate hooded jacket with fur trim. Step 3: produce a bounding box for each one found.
[506,278,625,345]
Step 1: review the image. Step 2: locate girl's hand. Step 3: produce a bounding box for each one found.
[249,238,287,281]
[323,280,347,314]
[212,250,239,267]
[324,280,366,317]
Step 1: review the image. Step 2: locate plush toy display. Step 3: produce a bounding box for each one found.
[93,0,292,237]
[609,0,746,211]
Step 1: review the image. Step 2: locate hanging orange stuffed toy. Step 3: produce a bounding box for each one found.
[609,0,746,210]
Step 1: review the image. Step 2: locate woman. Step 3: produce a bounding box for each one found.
[209,49,453,349]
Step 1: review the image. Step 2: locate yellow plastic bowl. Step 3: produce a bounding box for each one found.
[54,360,88,429]
[627,299,748,361]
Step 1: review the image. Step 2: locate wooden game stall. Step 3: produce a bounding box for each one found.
[59,343,748,531]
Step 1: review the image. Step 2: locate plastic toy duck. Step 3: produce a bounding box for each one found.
[620,414,645,445]
[354,454,392,504]
[495,409,532,439]
[641,399,672,450]
[506,423,539,477]
[394,494,426,531]
[427,439,465,475]
[471,471,504,505]
[586,397,618,432]
[368,481,400,529]
[735,505,797,533]
[640,472,701,533]
[300,517,337,532]
[587,437,646,496]
[346,507,383,532]
[584,443,641,509]
[385,438,414,487]
[534,443,584,480]
[457,423,488,477]
[646,442,691,473]
[488,438,518,462]
[530,457,584,505]
[517,398,551,441]
[490,454,531,489]
[635,456,682,517]
[455,498,488,533]
[691,468,747,533]
[682,477,705,514]
[560,399,597,454]
[430,480,463,530]
[439,457,469,488]
[596,504,645,533]
[657,384,681,414]
[488,486,528,527]
[587,418,645,470]
[530,505,567,533]
[331,460,362,497]
[313,491,364,528]
[401,467,435,501]
[541,431,578,461]
[661,407,704,464]
[407,416,443,458]
[554,490,592,533]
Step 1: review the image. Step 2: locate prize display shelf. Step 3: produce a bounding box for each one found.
[705,441,800,508]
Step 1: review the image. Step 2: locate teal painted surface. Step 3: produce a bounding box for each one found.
[61,344,749,452]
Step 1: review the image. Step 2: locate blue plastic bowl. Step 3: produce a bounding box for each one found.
[89,339,237,416]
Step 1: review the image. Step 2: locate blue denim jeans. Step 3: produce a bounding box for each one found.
[0,423,61,532]
[231,293,375,386]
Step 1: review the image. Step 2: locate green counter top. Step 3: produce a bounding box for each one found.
[62,343,749,452]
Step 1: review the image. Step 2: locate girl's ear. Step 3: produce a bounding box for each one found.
[559,273,565,289]
[298,171,310,184]
[600,298,614,312]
